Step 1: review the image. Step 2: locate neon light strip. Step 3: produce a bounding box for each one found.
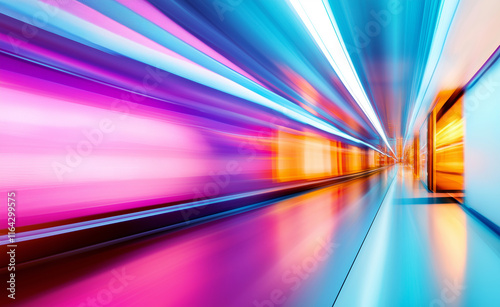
[289,0,395,156]
[403,0,460,147]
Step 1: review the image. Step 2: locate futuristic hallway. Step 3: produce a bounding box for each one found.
[1,0,500,306]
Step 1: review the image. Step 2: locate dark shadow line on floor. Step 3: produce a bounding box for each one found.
[395,196,459,205]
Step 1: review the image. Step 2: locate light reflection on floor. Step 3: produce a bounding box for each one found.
[335,166,500,307]
[15,168,396,307]
[11,166,500,307]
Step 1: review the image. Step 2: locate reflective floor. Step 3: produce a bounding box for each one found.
[336,166,500,307]
[13,166,500,307]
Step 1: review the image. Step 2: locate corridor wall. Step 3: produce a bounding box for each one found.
[464,50,500,228]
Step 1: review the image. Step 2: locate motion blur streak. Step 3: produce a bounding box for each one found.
[1,1,500,307]
[289,0,394,154]
[4,169,399,307]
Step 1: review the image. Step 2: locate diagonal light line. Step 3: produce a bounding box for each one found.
[289,0,395,157]
[403,0,460,147]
